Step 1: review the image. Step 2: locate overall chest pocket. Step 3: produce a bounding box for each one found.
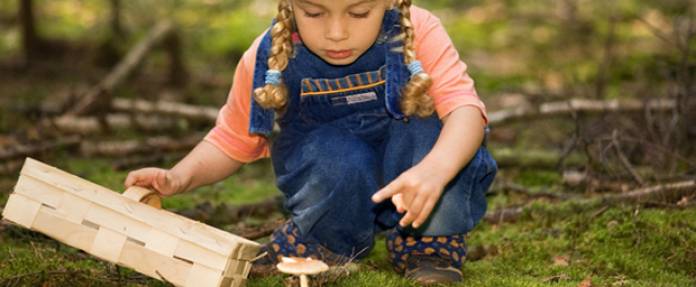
[298,66,387,124]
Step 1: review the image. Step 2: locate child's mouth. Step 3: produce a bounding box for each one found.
[326,50,353,60]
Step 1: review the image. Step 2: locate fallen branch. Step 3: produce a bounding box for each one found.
[236,218,286,241]
[178,196,284,226]
[603,180,696,204]
[492,148,585,170]
[0,136,81,161]
[494,181,574,200]
[67,20,174,116]
[112,98,218,123]
[611,130,645,186]
[49,114,178,134]
[483,206,525,224]
[80,134,202,157]
[489,98,677,126]
[484,180,696,224]
[112,152,186,171]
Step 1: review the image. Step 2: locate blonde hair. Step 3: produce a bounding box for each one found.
[396,0,435,117]
[254,0,293,110]
[255,0,435,117]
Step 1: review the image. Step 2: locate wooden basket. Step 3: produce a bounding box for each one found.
[1,158,261,287]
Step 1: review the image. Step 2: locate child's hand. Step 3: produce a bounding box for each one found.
[371,165,447,229]
[124,168,188,197]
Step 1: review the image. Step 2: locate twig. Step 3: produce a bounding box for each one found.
[67,20,174,116]
[635,15,683,52]
[48,114,179,135]
[237,218,286,241]
[80,134,202,157]
[590,205,610,218]
[493,148,585,170]
[489,98,677,126]
[111,99,217,123]
[603,180,696,204]
[112,152,185,171]
[155,270,176,286]
[484,206,525,224]
[0,136,81,161]
[495,181,574,200]
[611,130,645,186]
[0,269,93,286]
[484,180,696,224]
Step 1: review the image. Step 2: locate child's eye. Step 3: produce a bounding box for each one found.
[304,11,323,18]
[349,11,370,18]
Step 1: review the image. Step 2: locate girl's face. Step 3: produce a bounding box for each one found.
[291,0,392,66]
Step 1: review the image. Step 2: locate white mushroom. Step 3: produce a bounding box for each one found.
[276,257,329,287]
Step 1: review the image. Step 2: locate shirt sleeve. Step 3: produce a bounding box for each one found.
[411,6,488,123]
[203,35,270,163]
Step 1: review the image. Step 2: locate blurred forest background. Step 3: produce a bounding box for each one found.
[0,0,694,286]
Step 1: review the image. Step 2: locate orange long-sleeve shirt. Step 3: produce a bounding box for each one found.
[204,6,487,163]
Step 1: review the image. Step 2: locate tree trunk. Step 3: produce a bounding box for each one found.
[19,0,38,65]
[109,0,124,38]
[165,31,188,86]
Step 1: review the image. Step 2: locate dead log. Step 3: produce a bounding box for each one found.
[236,218,286,241]
[112,98,218,123]
[494,180,574,200]
[484,180,696,224]
[112,152,186,171]
[492,148,585,170]
[49,114,178,135]
[0,136,81,161]
[19,0,39,65]
[67,20,174,116]
[489,98,677,126]
[603,180,696,204]
[177,196,284,226]
[79,134,202,157]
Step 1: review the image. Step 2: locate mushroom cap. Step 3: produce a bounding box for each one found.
[276,257,329,275]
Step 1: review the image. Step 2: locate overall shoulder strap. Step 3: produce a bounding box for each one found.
[383,9,408,120]
[248,29,276,136]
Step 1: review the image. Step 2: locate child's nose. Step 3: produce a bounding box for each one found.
[325,19,349,42]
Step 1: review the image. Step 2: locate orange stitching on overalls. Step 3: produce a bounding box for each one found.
[303,79,313,93]
[301,80,385,96]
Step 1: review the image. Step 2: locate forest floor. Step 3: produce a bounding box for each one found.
[0,35,695,287]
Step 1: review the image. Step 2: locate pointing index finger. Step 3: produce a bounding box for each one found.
[372,180,403,203]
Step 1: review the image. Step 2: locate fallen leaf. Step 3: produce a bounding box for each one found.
[553,255,570,266]
[563,170,586,186]
[677,196,689,207]
[543,274,570,283]
[578,276,593,287]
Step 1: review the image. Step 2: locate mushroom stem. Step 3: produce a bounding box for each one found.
[300,274,309,287]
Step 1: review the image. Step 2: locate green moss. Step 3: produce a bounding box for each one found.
[2,162,695,286]
[162,159,279,211]
[516,170,562,188]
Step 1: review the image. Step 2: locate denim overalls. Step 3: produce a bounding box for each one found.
[249,9,497,270]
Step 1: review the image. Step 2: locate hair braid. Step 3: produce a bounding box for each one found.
[397,0,435,117]
[253,0,294,110]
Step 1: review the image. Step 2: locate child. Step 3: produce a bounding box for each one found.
[125,0,497,284]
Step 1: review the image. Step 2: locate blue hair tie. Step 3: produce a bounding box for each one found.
[265,69,282,85]
[407,61,424,77]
